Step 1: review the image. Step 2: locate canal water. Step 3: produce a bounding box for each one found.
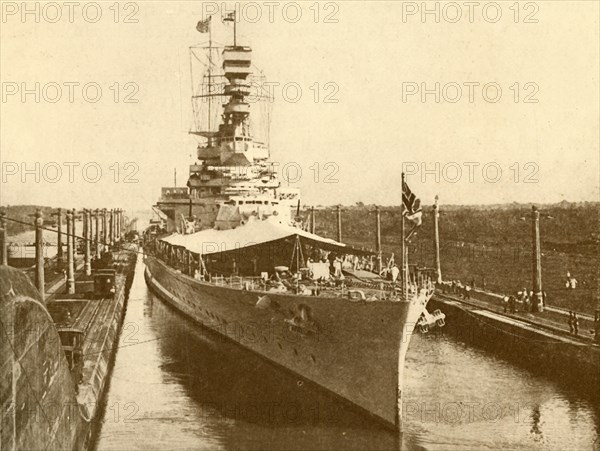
[94,256,599,450]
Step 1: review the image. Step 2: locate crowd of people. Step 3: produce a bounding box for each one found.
[305,252,374,273]
[500,289,547,313]
[434,270,599,342]
[436,280,473,299]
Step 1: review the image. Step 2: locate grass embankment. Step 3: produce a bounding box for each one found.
[311,202,600,315]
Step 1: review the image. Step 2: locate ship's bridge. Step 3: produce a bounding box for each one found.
[218,193,292,223]
[161,187,189,200]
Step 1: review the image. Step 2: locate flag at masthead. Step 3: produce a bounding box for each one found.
[196,16,211,33]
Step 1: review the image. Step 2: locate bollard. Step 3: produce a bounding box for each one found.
[66,211,75,294]
[84,209,91,276]
[0,211,7,266]
[35,210,45,300]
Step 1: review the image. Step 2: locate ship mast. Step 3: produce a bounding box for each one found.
[233,13,237,46]
[223,11,237,46]
[208,19,212,134]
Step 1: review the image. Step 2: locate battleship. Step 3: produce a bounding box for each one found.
[143,14,437,430]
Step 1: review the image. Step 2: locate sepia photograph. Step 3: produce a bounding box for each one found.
[1,1,599,450]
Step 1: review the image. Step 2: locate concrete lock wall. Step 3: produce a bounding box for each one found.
[429,297,600,398]
[0,266,87,451]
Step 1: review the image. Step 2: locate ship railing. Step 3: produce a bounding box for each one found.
[211,275,266,290]
[205,274,435,300]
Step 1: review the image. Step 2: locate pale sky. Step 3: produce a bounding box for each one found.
[1,1,599,211]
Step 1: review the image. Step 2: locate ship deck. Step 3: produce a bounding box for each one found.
[168,270,433,303]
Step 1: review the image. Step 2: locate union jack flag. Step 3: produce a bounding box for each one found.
[402,179,422,225]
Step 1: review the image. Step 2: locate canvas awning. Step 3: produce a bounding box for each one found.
[160,219,373,256]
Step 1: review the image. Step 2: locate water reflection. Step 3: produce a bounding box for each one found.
[148,289,400,450]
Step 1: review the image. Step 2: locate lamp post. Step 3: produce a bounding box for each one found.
[531,205,543,313]
[35,209,45,299]
[336,205,342,243]
[433,195,442,283]
[52,208,64,266]
[0,211,7,266]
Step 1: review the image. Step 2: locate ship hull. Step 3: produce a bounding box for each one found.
[144,255,429,428]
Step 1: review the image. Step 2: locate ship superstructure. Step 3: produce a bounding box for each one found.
[157,20,299,232]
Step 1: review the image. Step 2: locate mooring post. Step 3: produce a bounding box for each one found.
[531,205,543,312]
[375,206,382,274]
[433,195,442,283]
[55,208,63,265]
[310,207,315,234]
[0,211,7,266]
[102,208,108,253]
[84,209,91,276]
[336,205,342,242]
[35,210,45,299]
[66,211,75,294]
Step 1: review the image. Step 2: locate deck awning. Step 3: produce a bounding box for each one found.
[159,219,373,256]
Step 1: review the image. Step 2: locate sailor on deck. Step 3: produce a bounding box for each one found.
[391,264,400,283]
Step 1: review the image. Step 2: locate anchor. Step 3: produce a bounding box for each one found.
[417,308,446,333]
